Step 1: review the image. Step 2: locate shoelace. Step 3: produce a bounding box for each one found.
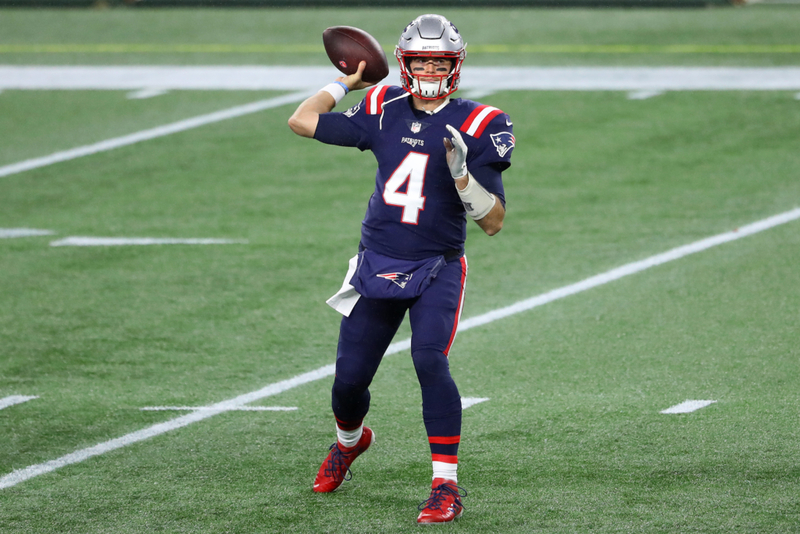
[323,443,355,482]
[418,482,468,511]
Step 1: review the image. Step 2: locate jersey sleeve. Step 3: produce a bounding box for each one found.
[459,106,515,172]
[313,98,373,151]
[457,104,514,207]
[471,163,506,208]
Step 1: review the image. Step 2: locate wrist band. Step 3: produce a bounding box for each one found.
[333,81,349,94]
[321,82,349,105]
[457,173,496,220]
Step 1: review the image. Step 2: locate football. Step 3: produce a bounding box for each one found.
[322,26,390,84]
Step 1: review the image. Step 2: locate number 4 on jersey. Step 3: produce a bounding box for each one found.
[383,152,428,225]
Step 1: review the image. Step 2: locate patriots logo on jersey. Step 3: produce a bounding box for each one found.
[490,131,516,158]
[376,272,413,289]
[402,137,425,148]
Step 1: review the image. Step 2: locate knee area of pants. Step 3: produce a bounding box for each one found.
[412,356,451,385]
[411,349,449,369]
[332,377,369,397]
[422,398,462,421]
[420,383,461,419]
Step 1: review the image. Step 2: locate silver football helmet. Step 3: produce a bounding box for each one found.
[395,14,467,100]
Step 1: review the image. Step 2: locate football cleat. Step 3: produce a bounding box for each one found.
[312,427,375,493]
[416,478,468,524]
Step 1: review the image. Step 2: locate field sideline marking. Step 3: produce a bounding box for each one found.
[0,90,313,179]
[1,207,799,490]
[1,44,799,54]
[4,66,800,92]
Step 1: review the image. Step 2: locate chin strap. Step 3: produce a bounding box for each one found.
[412,76,452,100]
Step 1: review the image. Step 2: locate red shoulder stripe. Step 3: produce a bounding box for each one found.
[365,85,389,115]
[459,105,503,138]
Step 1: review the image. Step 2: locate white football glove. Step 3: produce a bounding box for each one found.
[444,125,468,180]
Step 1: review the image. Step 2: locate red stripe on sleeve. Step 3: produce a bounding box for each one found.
[365,87,377,114]
[366,85,389,115]
[471,108,504,138]
[378,86,389,104]
[459,105,488,133]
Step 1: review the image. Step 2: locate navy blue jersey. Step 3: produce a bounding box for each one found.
[315,85,514,261]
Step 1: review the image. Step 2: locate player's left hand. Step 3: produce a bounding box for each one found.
[443,125,468,180]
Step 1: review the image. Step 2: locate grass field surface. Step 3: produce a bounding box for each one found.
[1,7,800,533]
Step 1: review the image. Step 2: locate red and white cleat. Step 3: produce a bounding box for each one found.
[416,478,467,524]
[312,427,375,493]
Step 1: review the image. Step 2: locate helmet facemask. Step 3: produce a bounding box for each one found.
[397,50,465,100]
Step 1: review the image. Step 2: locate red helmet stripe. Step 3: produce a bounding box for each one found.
[460,105,503,138]
[366,85,390,115]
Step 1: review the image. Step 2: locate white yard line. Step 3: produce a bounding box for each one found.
[0,228,54,239]
[456,208,800,332]
[140,406,297,412]
[49,237,247,247]
[0,396,39,410]
[0,90,313,179]
[661,400,717,414]
[0,365,334,490]
[2,207,799,490]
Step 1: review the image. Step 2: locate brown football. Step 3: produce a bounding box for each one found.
[322,26,390,84]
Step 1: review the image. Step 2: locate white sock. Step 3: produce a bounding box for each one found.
[432,461,458,483]
[336,424,363,449]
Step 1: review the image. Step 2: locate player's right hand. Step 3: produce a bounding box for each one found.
[337,61,375,92]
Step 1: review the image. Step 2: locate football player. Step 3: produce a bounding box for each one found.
[288,13,514,524]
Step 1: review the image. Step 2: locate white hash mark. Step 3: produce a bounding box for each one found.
[660,400,717,414]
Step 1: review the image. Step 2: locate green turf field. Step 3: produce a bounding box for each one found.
[1,7,800,533]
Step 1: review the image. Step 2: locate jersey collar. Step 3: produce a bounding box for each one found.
[420,97,451,115]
